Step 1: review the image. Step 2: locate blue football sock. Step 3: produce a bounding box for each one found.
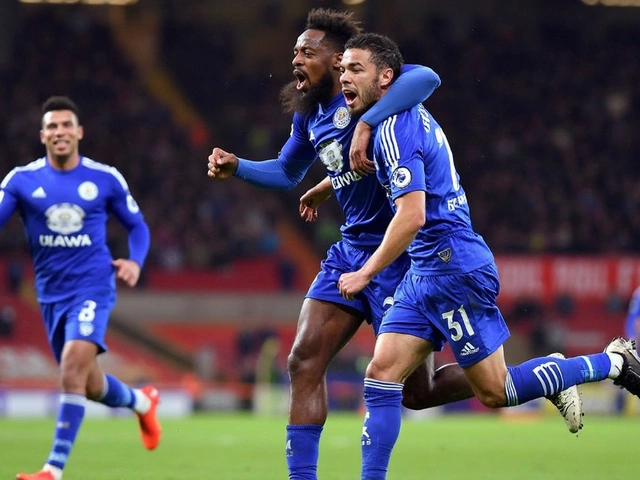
[505,353,612,406]
[98,374,136,409]
[285,424,323,480]
[46,393,86,470]
[361,378,403,480]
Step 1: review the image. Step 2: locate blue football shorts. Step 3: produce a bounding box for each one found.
[40,288,116,363]
[306,240,410,334]
[378,262,510,367]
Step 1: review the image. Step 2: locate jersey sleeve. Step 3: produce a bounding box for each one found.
[375,111,426,201]
[107,167,150,266]
[0,170,20,228]
[361,64,440,127]
[234,113,317,190]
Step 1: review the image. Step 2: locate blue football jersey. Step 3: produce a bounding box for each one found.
[373,104,494,274]
[291,93,393,250]
[0,156,148,303]
[235,65,441,250]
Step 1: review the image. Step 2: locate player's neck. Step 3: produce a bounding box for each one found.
[48,153,80,171]
[330,75,342,98]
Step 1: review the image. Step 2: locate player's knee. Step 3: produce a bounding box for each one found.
[59,363,89,391]
[473,386,506,408]
[365,359,395,382]
[287,347,320,379]
[287,349,303,376]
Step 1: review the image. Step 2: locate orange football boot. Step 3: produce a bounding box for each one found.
[16,471,56,480]
[136,385,162,450]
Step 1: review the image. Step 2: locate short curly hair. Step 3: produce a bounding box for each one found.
[305,8,363,53]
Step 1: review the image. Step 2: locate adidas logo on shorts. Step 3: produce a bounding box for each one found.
[460,341,479,356]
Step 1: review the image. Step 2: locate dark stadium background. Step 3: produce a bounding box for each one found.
[0,0,638,417]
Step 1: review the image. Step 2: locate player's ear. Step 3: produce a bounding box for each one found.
[77,125,84,141]
[39,130,45,145]
[380,67,394,89]
[334,52,343,69]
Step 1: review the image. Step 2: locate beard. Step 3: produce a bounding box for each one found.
[349,79,382,116]
[279,71,336,116]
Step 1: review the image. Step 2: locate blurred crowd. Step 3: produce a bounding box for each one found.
[397,18,640,253]
[0,4,638,276]
[0,9,282,270]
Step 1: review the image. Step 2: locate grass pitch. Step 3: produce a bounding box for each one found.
[0,412,634,479]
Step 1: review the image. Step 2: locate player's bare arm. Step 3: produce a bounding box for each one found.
[207,147,239,179]
[349,120,375,176]
[338,190,425,300]
[299,176,333,223]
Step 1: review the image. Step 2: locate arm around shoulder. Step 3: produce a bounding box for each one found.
[361,64,441,127]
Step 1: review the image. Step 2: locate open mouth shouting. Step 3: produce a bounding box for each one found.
[293,69,309,91]
[342,88,357,107]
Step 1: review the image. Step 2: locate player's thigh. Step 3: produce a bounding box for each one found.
[60,339,99,371]
[305,244,367,321]
[64,289,116,355]
[461,345,508,398]
[291,297,363,365]
[363,252,410,334]
[40,301,68,364]
[422,264,511,368]
[368,332,434,383]
[307,241,408,334]
[377,274,448,354]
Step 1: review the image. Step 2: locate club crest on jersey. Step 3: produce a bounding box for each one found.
[333,107,351,129]
[318,139,344,173]
[391,167,412,189]
[45,203,85,235]
[437,248,452,263]
[78,181,98,201]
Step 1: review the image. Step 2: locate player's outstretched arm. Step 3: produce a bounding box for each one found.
[207,147,239,179]
[207,122,317,190]
[350,65,441,175]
